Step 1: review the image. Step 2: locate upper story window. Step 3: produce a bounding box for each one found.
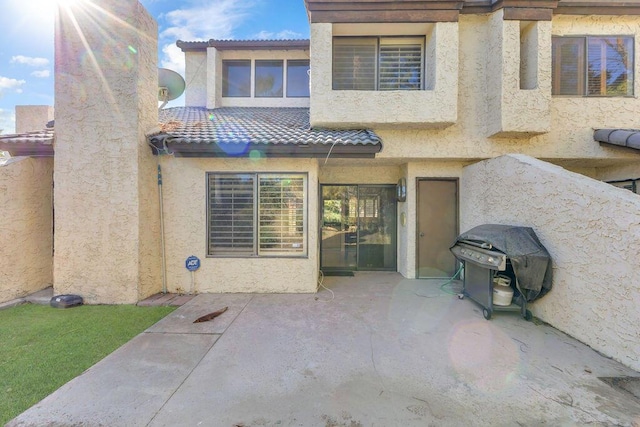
[255,60,283,97]
[222,59,310,98]
[287,60,310,97]
[222,60,251,97]
[332,37,424,91]
[552,36,634,96]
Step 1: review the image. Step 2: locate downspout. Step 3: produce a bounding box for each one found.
[157,163,168,294]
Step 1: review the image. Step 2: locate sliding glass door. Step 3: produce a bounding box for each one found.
[321,185,396,271]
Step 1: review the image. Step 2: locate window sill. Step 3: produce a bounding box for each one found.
[206,254,309,259]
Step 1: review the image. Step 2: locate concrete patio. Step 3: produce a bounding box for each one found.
[7,273,640,426]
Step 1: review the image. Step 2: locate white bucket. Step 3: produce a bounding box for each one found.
[493,284,514,306]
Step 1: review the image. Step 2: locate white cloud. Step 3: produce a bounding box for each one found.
[0,108,16,134]
[251,30,304,40]
[0,76,26,94]
[156,0,259,88]
[160,44,186,77]
[31,70,51,78]
[10,55,50,68]
[160,0,256,42]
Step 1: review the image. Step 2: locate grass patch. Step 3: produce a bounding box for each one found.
[0,303,175,425]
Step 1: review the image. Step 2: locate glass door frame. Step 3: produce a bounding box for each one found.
[320,184,397,272]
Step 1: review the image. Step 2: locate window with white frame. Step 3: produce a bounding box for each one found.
[552,36,634,96]
[287,60,310,97]
[255,60,283,97]
[222,60,251,97]
[333,37,424,91]
[222,59,310,98]
[207,173,307,257]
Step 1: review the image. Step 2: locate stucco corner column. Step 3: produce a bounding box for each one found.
[53,0,161,304]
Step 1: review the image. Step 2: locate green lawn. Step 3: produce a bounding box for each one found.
[0,303,176,425]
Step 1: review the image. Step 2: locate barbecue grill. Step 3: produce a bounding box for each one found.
[450,224,552,320]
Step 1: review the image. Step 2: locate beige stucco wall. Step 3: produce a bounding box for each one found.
[308,14,639,165]
[159,157,319,293]
[54,0,161,304]
[402,162,465,278]
[309,22,458,129]
[184,51,207,107]
[318,160,465,279]
[597,162,640,183]
[319,164,401,184]
[206,47,221,109]
[15,105,54,134]
[0,157,53,303]
[202,48,310,109]
[486,12,551,137]
[546,15,640,160]
[364,15,640,165]
[461,154,640,371]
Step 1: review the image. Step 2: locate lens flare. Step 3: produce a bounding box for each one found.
[448,319,522,394]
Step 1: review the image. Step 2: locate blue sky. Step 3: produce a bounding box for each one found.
[0,0,310,134]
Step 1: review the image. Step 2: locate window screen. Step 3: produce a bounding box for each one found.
[333,38,377,90]
[587,37,633,96]
[333,37,423,91]
[258,176,305,255]
[208,174,255,255]
[208,173,307,257]
[379,41,422,90]
[552,36,633,96]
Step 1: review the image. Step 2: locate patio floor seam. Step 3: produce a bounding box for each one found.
[144,294,256,426]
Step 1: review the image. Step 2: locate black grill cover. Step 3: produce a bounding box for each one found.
[453,224,552,302]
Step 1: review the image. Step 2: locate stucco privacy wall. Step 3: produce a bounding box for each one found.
[460,154,640,371]
[15,106,54,134]
[0,158,53,303]
[309,22,458,129]
[159,157,319,293]
[54,0,161,304]
[339,15,639,163]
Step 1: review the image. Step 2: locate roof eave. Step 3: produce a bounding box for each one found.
[0,143,54,157]
[177,39,310,52]
[595,128,640,151]
[149,138,381,159]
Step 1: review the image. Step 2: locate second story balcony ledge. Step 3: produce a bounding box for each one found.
[310,89,457,129]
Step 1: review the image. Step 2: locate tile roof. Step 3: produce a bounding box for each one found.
[149,107,382,158]
[177,39,310,52]
[0,107,383,159]
[0,129,54,157]
[595,129,640,151]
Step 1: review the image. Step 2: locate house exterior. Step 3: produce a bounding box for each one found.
[151,0,640,293]
[0,0,639,369]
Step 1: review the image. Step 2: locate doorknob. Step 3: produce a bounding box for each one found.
[419,232,425,237]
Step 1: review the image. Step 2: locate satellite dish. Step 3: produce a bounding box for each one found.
[158,68,186,109]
